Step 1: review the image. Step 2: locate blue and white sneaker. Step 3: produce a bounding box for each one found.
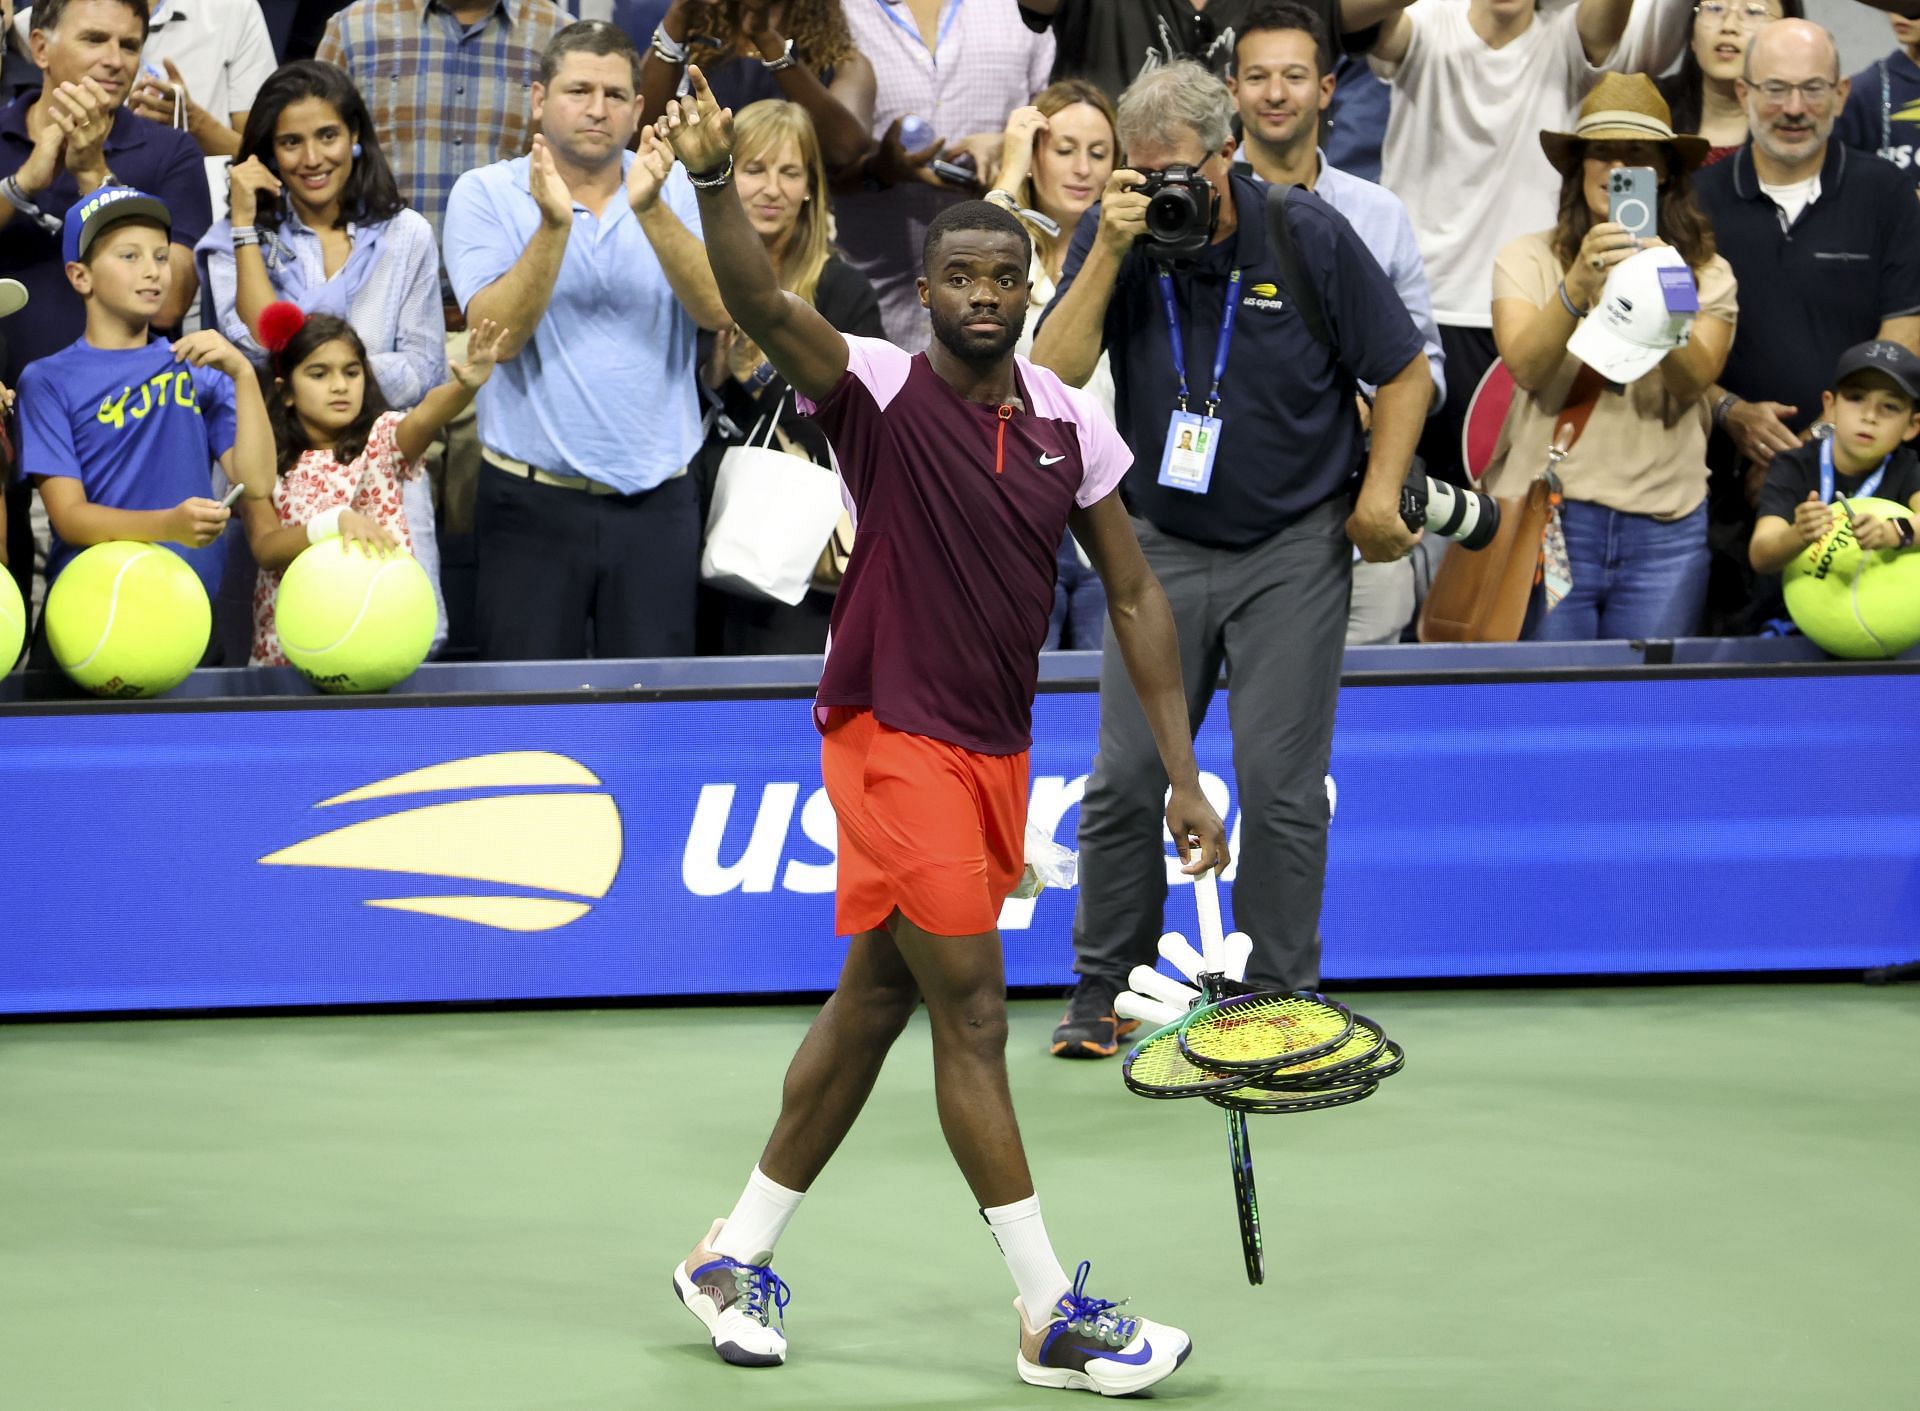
[1014,1260,1192,1395]
[672,1218,792,1367]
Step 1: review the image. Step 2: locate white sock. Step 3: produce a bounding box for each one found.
[711,1165,806,1263]
[983,1194,1072,1320]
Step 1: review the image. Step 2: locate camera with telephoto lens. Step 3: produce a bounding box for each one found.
[1135,164,1215,262]
[1400,464,1501,550]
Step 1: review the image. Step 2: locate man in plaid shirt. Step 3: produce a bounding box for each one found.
[317,0,570,635]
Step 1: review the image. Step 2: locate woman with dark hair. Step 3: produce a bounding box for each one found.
[639,0,874,172]
[195,59,448,650]
[1655,0,1801,163]
[1484,74,1739,641]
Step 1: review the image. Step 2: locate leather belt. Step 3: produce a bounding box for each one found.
[481,447,685,497]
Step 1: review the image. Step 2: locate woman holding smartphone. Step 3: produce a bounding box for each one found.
[1485,75,1737,642]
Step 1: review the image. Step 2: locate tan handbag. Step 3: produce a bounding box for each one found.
[1417,367,1603,643]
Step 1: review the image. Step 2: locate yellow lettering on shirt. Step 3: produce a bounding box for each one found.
[96,387,132,430]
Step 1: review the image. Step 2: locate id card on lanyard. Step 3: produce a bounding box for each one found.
[1819,435,1888,503]
[1156,266,1240,495]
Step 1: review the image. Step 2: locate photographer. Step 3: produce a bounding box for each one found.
[1030,59,1427,1056]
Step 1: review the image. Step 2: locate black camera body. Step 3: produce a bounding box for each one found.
[1136,164,1216,263]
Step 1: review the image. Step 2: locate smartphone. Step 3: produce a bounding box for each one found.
[1607,167,1658,241]
[930,156,982,190]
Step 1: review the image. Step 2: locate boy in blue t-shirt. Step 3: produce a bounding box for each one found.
[16,187,273,604]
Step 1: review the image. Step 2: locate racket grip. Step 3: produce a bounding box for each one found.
[1223,931,1253,983]
[1157,931,1205,982]
[1115,990,1184,1030]
[1194,870,1226,973]
[1128,964,1200,1009]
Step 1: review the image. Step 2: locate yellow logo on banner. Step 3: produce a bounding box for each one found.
[259,751,623,931]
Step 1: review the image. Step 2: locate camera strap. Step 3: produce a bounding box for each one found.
[1158,265,1241,416]
[1262,184,1353,391]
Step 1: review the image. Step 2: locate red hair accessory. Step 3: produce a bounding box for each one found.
[258,301,307,356]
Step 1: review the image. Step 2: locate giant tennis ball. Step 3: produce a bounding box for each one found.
[0,566,24,673]
[276,537,435,693]
[1783,496,1920,659]
[44,542,210,697]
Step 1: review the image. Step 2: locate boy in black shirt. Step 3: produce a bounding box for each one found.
[1751,341,1920,575]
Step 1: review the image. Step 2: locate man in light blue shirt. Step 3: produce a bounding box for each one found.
[444,20,725,659]
[1230,1,1444,644]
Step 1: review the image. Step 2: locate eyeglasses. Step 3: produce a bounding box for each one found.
[1751,78,1839,106]
[1693,2,1777,27]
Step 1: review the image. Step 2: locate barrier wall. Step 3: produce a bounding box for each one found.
[5,647,1916,1014]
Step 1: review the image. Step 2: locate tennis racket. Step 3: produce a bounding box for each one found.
[1209,1078,1382,1116]
[1120,1014,1249,1099]
[1177,990,1354,1076]
[1251,1013,1388,1090]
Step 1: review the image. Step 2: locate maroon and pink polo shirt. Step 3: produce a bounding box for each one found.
[798,335,1131,756]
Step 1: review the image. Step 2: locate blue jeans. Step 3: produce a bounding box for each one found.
[1525,499,1709,641]
[1044,531,1107,650]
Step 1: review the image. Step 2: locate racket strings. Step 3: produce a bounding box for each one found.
[1182,995,1352,1070]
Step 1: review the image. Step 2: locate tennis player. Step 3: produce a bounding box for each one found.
[657,69,1230,1396]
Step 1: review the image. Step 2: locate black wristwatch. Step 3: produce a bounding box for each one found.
[1897,518,1915,550]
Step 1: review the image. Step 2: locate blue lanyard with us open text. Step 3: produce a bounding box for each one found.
[1156,266,1239,495]
[1819,433,1888,504]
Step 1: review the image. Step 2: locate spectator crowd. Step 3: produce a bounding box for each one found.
[4,0,1920,668]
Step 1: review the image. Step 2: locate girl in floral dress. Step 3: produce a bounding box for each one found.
[240,303,509,666]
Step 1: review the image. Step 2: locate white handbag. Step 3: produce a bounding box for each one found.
[700,394,848,606]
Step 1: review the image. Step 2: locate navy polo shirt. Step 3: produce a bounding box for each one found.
[1044,169,1423,549]
[0,95,212,386]
[1696,142,1920,435]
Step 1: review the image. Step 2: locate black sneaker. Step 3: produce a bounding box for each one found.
[1049,976,1139,1059]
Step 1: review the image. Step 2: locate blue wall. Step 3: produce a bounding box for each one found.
[4,673,1916,1013]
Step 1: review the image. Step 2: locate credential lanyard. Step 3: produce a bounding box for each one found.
[1159,265,1240,416]
[1819,435,1888,504]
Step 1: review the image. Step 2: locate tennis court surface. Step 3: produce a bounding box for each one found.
[4,984,1914,1410]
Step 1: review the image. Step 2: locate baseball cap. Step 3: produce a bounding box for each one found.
[1832,340,1920,402]
[62,185,172,266]
[0,277,25,318]
[1566,245,1700,385]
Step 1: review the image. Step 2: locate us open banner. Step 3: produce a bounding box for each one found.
[4,674,1918,1013]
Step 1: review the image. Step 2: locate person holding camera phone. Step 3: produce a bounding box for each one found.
[1030,59,1428,1054]
[1485,74,1737,642]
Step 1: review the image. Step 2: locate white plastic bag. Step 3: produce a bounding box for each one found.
[1011,818,1078,899]
[700,397,846,606]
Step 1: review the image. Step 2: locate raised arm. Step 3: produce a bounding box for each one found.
[460,140,575,361]
[627,127,729,331]
[1350,0,1418,64]
[1028,169,1149,386]
[1068,490,1230,876]
[1575,0,1634,64]
[656,66,849,405]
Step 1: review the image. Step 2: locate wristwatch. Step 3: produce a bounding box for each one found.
[760,36,798,71]
[1897,518,1915,550]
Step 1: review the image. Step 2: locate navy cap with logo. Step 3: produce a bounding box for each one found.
[1833,340,1920,403]
[62,186,173,266]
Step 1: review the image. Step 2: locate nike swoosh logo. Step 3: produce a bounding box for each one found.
[1099,1340,1155,1366]
[1038,453,1066,465]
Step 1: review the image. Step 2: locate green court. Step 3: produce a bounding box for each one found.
[3,984,1915,1410]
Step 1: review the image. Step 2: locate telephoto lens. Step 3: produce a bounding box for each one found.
[1399,465,1502,550]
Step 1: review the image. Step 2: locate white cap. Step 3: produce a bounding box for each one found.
[1567,246,1699,384]
[0,278,25,319]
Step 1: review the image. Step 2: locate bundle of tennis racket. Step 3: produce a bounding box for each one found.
[1115,872,1404,1285]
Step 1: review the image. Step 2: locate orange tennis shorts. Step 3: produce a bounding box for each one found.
[819,707,1030,938]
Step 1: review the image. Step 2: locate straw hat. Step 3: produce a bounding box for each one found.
[1539,73,1710,177]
